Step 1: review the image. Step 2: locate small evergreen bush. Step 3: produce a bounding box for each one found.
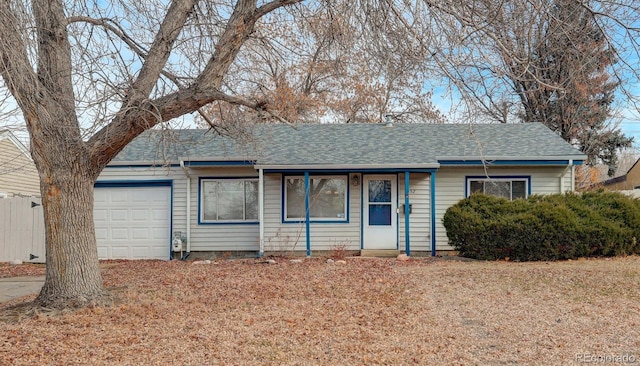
[443,190,640,261]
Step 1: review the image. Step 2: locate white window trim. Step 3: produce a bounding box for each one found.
[200,178,259,223]
[284,175,348,222]
[467,177,529,200]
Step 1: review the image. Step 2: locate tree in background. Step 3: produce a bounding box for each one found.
[517,0,632,175]
[197,1,444,128]
[419,0,638,174]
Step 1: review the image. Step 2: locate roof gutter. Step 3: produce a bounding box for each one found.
[255,163,440,171]
[106,160,180,167]
[437,155,588,161]
[179,156,257,162]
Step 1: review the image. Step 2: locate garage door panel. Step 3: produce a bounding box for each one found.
[151,208,169,220]
[151,228,168,240]
[110,191,129,203]
[95,228,108,240]
[110,228,129,240]
[132,210,151,222]
[131,190,152,202]
[111,210,130,221]
[111,246,130,258]
[94,190,108,203]
[97,246,109,258]
[132,228,150,239]
[94,209,108,221]
[94,185,171,260]
[132,247,153,259]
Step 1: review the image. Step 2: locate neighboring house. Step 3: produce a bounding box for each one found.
[0,130,40,197]
[599,158,640,190]
[94,122,586,260]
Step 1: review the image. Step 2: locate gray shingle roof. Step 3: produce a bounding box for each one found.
[111,122,587,167]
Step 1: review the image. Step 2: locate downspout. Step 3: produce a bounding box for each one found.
[304,171,311,257]
[404,171,410,256]
[258,168,265,257]
[570,160,575,192]
[430,171,437,257]
[180,161,191,260]
[560,159,574,193]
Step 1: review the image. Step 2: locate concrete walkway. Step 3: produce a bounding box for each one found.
[0,276,45,303]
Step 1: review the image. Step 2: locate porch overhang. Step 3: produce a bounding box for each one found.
[259,164,439,174]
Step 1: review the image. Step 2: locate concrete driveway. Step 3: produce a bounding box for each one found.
[0,276,44,303]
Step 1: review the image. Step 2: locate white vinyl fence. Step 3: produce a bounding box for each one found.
[0,197,45,263]
[619,190,640,199]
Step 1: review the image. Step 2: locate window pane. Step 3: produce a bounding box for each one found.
[286,178,305,219]
[202,181,218,220]
[512,181,526,199]
[369,180,391,203]
[310,178,346,219]
[245,181,258,220]
[286,177,347,220]
[485,181,511,199]
[217,181,245,220]
[369,204,391,225]
[470,181,484,194]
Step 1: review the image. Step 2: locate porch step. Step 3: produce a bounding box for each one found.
[360,249,401,258]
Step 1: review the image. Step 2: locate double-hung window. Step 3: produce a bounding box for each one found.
[201,179,258,223]
[284,176,348,222]
[468,177,528,200]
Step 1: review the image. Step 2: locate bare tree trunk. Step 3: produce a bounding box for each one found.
[28,112,108,307]
[35,173,109,307]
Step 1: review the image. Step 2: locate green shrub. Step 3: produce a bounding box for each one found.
[443,190,640,261]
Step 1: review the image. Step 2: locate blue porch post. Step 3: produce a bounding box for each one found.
[430,170,437,256]
[404,171,410,256]
[304,171,311,257]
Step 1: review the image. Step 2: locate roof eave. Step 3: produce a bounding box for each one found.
[106,160,180,167]
[437,155,587,161]
[255,163,440,171]
[0,130,33,162]
[179,156,257,162]
[437,155,587,166]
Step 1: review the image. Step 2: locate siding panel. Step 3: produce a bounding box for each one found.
[398,173,431,252]
[187,167,260,252]
[263,174,361,252]
[0,139,40,196]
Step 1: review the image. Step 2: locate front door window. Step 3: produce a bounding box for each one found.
[368,180,392,225]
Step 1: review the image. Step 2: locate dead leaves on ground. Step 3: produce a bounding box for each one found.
[0,263,45,278]
[1,256,639,365]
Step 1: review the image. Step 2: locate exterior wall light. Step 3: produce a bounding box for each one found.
[351,174,360,187]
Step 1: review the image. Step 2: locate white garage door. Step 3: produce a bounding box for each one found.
[94,184,171,260]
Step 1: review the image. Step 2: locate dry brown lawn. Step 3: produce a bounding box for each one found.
[1,256,639,365]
